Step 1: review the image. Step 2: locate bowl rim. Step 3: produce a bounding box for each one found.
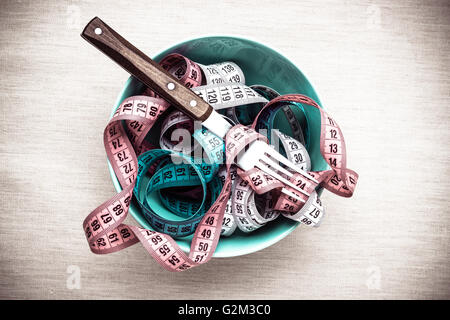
[106,35,322,258]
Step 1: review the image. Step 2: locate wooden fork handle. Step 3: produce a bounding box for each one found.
[81,17,213,121]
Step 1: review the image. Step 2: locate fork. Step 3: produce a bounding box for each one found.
[81,17,318,203]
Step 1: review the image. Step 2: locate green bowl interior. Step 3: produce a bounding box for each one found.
[108,36,328,257]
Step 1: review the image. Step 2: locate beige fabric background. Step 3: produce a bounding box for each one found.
[0,0,449,299]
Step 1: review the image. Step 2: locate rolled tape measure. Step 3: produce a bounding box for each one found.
[83,53,358,271]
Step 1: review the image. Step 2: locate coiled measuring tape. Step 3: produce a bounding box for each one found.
[83,52,358,271]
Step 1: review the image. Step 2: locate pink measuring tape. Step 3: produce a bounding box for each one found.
[83,53,358,272]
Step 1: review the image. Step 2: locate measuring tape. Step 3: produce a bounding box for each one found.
[83,52,358,271]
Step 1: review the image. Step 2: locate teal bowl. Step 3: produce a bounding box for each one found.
[108,36,328,258]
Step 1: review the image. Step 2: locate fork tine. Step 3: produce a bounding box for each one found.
[260,155,293,178]
[256,162,310,197]
[265,147,319,183]
[281,188,306,203]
